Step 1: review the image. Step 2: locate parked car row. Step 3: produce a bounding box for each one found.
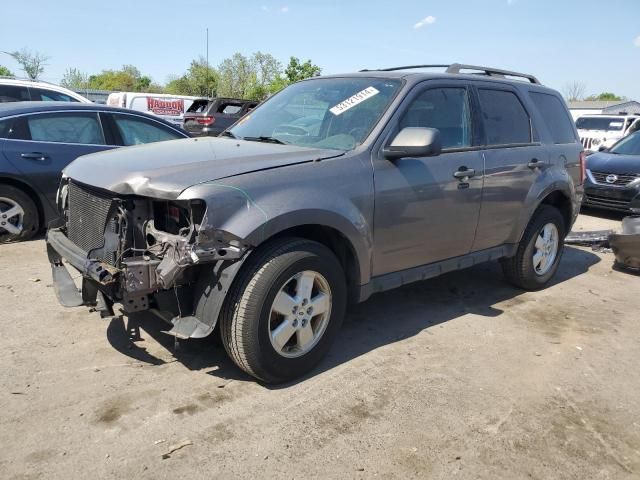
[0,78,261,243]
[0,102,189,242]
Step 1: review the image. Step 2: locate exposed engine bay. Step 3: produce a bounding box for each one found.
[47,179,249,337]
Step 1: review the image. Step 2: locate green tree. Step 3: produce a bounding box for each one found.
[165,57,217,97]
[283,57,321,83]
[3,48,49,80]
[60,68,88,90]
[0,65,14,77]
[217,53,257,99]
[87,65,161,92]
[265,57,322,96]
[585,92,625,101]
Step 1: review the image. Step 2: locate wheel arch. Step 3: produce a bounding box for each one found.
[539,190,573,235]
[265,224,362,305]
[512,177,577,244]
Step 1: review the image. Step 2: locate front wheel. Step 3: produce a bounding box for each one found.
[501,205,565,290]
[219,238,347,383]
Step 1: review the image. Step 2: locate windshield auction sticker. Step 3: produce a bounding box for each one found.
[330,87,380,116]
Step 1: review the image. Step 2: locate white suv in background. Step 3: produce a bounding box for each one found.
[0,78,90,103]
[576,114,640,153]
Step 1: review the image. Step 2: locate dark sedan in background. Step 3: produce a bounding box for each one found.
[583,131,640,213]
[0,102,189,242]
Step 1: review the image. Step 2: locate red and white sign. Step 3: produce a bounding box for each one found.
[147,97,184,116]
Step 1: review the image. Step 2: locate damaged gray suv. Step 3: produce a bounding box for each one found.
[47,64,584,383]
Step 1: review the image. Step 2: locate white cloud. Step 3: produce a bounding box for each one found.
[413,15,436,29]
[280,6,289,13]
[634,35,640,47]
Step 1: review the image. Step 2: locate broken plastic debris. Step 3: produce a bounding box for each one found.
[565,230,613,247]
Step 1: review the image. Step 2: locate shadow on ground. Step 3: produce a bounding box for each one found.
[105,246,600,385]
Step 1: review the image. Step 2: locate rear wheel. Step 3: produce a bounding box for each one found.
[0,185,39,243]
[219,237,347,383]
[501,205,565,290]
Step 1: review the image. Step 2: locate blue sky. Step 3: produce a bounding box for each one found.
[2,0,640,99]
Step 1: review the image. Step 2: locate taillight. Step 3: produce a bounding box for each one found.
[197,116,215,125]
[579,151,586,184]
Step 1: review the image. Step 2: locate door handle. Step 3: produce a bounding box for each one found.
[21,152,49,161]
[528,158,542,169]
[453,167,476,180]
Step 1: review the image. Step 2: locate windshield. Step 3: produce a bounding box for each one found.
[576,117,625,131]
[610,132,640,155]
[229,77,402,151]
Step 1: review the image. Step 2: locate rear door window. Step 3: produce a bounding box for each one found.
[32,88,77,102]
[0,85,30,102]
[478,89,531,145]
[112,113,184,146]
[529,92,576,144]
[26,112,104,144]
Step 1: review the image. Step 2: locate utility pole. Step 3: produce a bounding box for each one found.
[206,28,210,98]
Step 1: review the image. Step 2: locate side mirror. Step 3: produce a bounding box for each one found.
[598,145,608,152]
[383,127,442,160]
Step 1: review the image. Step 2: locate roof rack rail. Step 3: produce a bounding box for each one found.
[360,64,450,72]
[360,63,541,84]
[446,63,540,84]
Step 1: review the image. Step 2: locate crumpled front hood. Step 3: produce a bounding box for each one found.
[586,152,640,175]
[63,137,340,199]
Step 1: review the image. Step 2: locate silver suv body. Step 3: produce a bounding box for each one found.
[46,64,584,382]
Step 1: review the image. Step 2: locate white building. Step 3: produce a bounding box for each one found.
[568,100,640,121]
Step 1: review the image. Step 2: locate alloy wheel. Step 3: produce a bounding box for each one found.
[0,197,25,235]
[269,270,332,358]
[533,223,559,276]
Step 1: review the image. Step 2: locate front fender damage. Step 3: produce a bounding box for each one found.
[147,221,246,289]
[138,222,250,339]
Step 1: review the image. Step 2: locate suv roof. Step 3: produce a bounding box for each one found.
[360,63,541,84]
[0,77,91,103]
[318,63,552,91]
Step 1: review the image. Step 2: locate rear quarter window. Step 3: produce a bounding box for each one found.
[477,89,531,145]
[0,85,30,102]
[529,92,576,144]
[32,88,77,102]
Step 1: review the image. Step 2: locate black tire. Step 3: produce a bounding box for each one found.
[501,205,565,290]
[0,185,39,243]
[219,237,347,383]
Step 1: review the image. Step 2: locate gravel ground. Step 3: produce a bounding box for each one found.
[1,209,639,480]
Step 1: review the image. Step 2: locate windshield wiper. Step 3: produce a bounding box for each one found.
[242,136,287,145]
[220,131,237,139]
